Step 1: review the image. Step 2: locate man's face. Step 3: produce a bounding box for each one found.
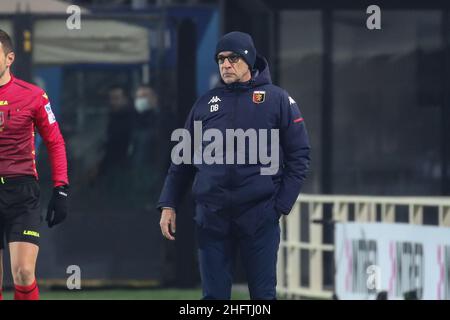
[0,43,14,79]
[217,51,251,84]
[108,88,128,112]
[136,87,157,106]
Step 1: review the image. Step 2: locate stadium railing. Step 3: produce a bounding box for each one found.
[276,194,450,299]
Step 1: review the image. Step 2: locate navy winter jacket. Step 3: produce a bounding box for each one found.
[158,54,311,235]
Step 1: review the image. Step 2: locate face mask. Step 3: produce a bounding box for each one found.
[134,97,151,113]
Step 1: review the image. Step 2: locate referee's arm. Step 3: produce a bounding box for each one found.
[34,92,68,187]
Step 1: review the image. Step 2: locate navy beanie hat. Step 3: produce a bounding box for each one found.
[215,31,256,68]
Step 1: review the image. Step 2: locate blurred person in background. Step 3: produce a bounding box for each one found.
[89,85,135,205]
[132,84,162,172]
[132,83,178,284]
[131,84,165,210]
[0,29,69,300]
[99,85,135,177]
[157,31,311,299]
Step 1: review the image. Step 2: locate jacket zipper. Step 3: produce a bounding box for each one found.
[229,91,239,212]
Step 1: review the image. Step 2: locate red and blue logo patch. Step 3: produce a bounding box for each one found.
[252,91,266,104]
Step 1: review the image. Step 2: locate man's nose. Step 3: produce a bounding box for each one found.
[222,58,232,68]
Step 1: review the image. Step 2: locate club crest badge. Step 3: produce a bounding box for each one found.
[252,91,266,104]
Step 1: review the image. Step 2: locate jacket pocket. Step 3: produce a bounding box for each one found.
[194,202,229,234]
[261,174,276,197]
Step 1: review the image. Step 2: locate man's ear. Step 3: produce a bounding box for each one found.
[6,52,15,68]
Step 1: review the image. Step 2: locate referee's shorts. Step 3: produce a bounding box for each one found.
[0,175,42,249]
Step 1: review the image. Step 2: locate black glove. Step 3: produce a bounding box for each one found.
[46,185,69,228]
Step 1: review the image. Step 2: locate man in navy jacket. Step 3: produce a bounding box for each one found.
[158,31,311,299]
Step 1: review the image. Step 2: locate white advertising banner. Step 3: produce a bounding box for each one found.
[335,222,450,300]
[34,20,150,64]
